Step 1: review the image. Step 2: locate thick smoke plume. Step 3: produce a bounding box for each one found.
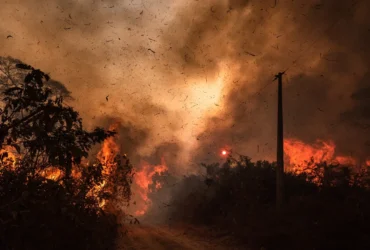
[1,0,369,173]
[163,0,370,164]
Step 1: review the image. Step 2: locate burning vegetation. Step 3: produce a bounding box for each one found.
[132,159,168,216]
[0,0,370,248]
[147,152,370,249]
[1,57,370,250]
[0,61,134,250]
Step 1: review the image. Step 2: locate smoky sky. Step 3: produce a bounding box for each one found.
[163,0,370,164]
[1,0,369,171]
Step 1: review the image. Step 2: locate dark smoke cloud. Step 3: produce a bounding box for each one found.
[1,0,370,173]
[141,142,182,174]
[92,116,150,165]
[0,0,188,167]
[161,0,370,164]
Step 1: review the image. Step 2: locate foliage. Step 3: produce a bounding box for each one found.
[164,155,370,250]
[0,61,115,178]
[0,164,117,250]
[0,60,132,249]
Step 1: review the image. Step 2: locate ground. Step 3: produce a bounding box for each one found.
[117,223,247,250]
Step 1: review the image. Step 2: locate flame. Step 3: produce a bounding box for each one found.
[0,146,18,170]
[284,139,335,169]
[95,123,120,208]
[0,124,124,209]
[132,159,168,216]
[284,138,363,174]
[41,167,62,181]
[97,124,120,166]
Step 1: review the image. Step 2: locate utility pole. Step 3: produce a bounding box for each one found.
[274,71,285,210]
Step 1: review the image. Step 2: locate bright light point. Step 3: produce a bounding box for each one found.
[221,150,227,156]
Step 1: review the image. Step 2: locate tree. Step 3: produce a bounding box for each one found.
[0,59,132,250]
[0,59,115,178]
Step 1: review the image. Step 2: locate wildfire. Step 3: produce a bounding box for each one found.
[41,167,62,181]
[0,121,168,214]
[284,138,363,174]
[94,122,169,213]
[97,124,120,174]
[132,159,168,216]
[0,146,17,170]
[95,123,121,207]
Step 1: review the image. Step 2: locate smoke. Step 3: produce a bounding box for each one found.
[1,0,369,173]
[161,0,370,163]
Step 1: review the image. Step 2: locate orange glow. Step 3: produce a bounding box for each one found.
[94,123,120,208]
[0,123,124,209]
[284,138,363,175]
[334,156,357,166]
[221,150,227,156]
[97,123,120,175]
[132,159,168,216]
[0,146,18,170]
[41,167,63,181]
[366,160,370,167]
[284,139,335,169]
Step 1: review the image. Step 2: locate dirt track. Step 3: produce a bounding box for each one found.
[117,224,245,250]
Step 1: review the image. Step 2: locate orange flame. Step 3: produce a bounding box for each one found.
[94,123,120,208]
[132,159,168,216]
[41,167,62,181]
[284,138,362,174]
[0,146,18,170]
[97,124,120,170]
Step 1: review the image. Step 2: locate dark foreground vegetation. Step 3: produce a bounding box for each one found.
[150,156,370,250]
[0,57,133,250]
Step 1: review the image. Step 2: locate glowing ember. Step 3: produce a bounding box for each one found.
[221,150,227,156]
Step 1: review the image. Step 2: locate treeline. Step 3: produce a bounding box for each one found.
[0,57,132,250]
[151,156,370,250]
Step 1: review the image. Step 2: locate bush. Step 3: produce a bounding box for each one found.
[0,58,133,249]
[0,166,118,250]
[165,155,370,250]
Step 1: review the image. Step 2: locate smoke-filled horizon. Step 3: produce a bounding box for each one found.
[1,0,369,173]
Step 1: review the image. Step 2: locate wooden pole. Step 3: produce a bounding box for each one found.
[275,72,285,209]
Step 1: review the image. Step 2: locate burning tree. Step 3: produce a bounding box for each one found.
[0,58,133,250]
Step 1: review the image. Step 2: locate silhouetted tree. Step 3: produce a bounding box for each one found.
[0,61,114,177]
[0,59,132,250]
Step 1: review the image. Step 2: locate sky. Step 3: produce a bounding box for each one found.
[0,0,369,172]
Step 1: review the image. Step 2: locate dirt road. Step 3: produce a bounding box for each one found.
[117,224,245,250]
